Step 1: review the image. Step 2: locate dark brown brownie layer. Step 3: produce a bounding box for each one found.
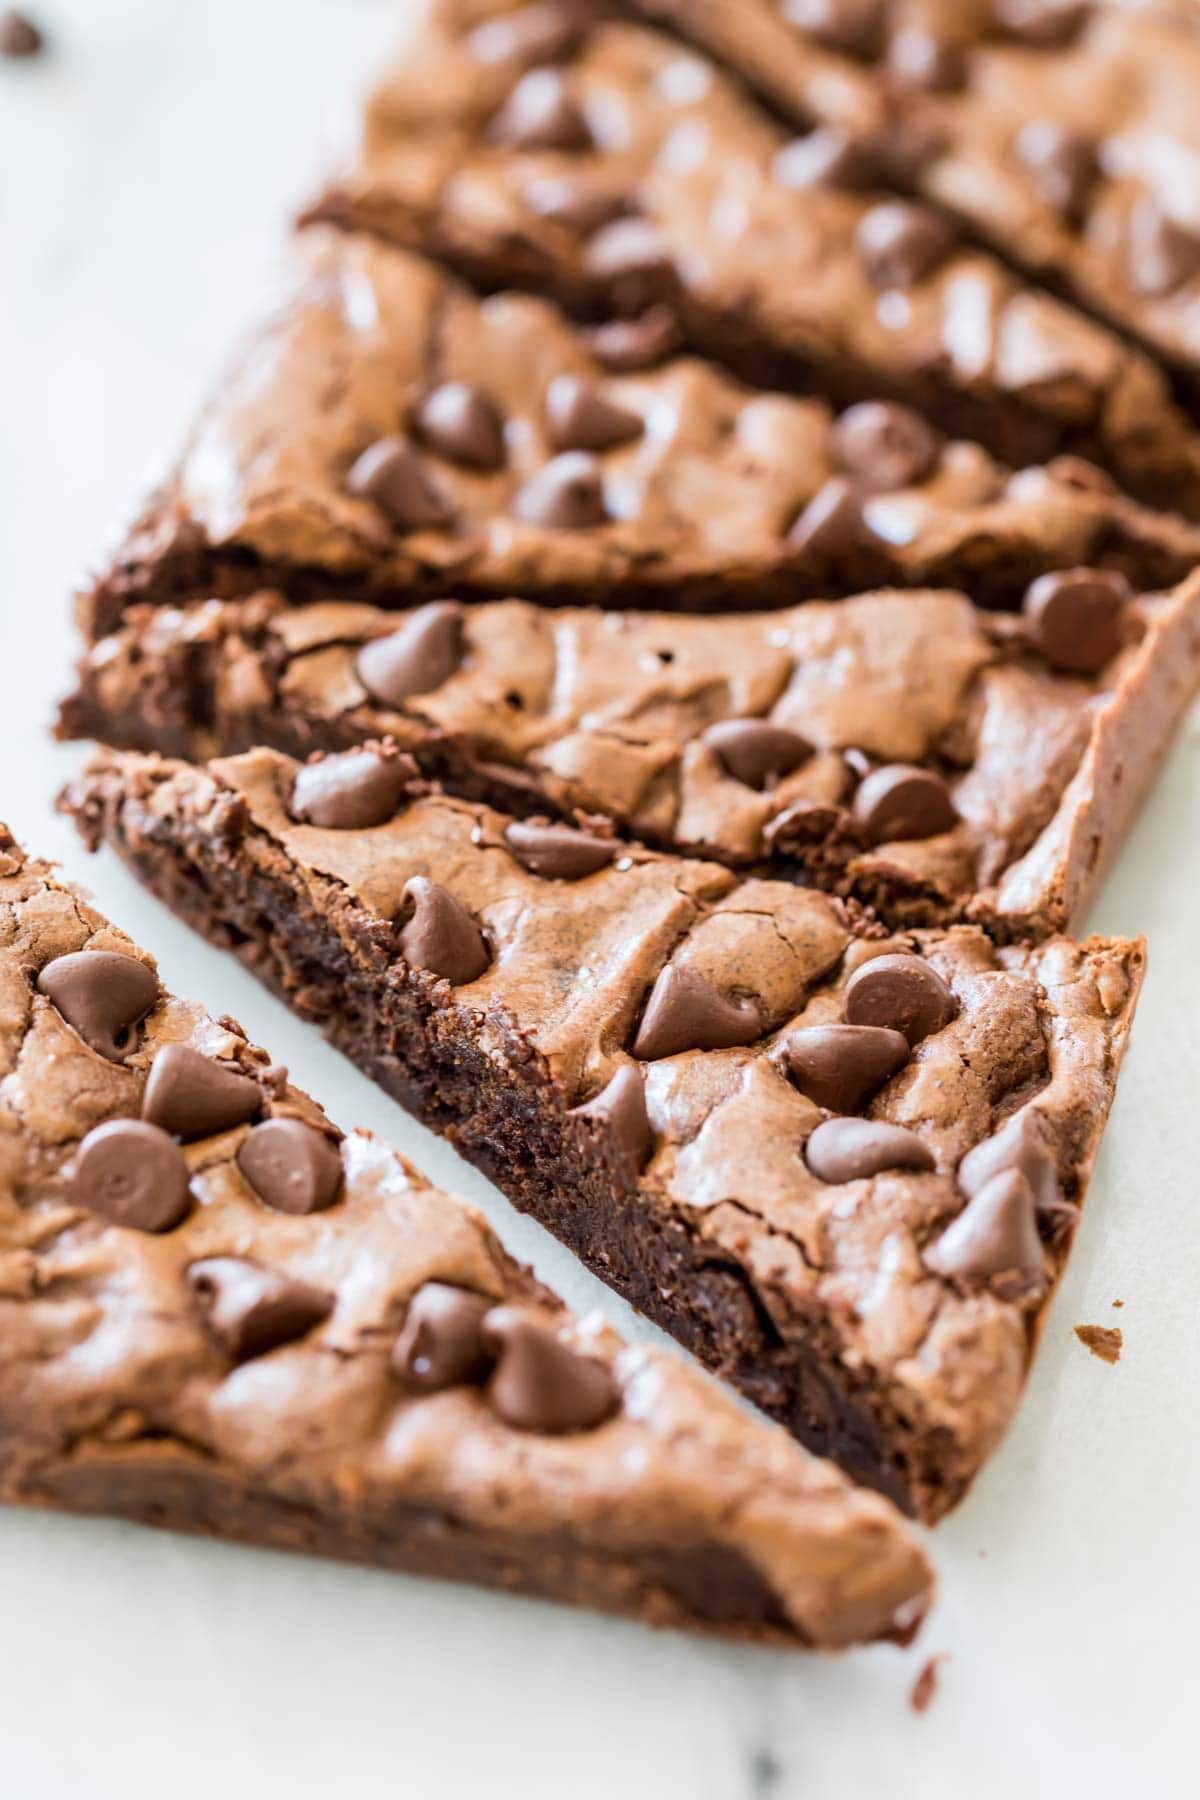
[64,748,1145,1521]
[0,824,933,1647]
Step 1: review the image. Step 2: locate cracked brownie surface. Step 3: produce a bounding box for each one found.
[0,823,933,1647]
[61,571,1200,937]
[79,229,1200,639]
[64,746,1145,1519]
[302,0,1200,509]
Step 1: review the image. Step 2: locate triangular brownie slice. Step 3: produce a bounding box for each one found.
[0,824,931,1647]
[64,747,1145,1520]
[62,571,1200,939]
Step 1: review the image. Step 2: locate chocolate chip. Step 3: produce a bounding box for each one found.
[774,127,882,192]
[38,950,158,1063]
[781,0,884,58]
[923,1168,1046,1298]
[469,2,584,67]
[237,1118,343,1215]
[586,307,682,371]
[886,24,965,92]
[856,201,956,288]
[852,764,957,843]
[1014,121,1098,224]
[142,1044,262,1141]
[583,218,678,309]
[188,1257,333,1361]
[844,952,956,1045]
[782,1024,909,1112]
[0,8,42,56]
[392,1282,494,1391]
[1126,195,1200,298]
[545,375,644,454]
[786,475,877,560]
[832,402,943,493]
[523,175,627,235]
[356,602,466,706]
[805,1117,935,1183]
[702,718,812,790]
[399,877,491,985]
[570,1064,653,1178]
[504,818,617,879]
[71,1120,191,1232]
[484,1307,618,1433]
[491,67,591,152]
[1022,567,1129,674]
[957,1109,1061,1216]
[291,747,413,830]
[415,382,506,472]
[632,964,763,1062]
[344,437,452,530]
[992,0,1091,49]
[514,451,609,529]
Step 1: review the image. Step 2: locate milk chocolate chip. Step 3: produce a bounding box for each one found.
[188,1258,333,1361]
[399,878,491,985]
[1126,196,1200,298]
[514,451,609,528]
[833,403,943,492]
[0,9,42,56]
[886,24,965,92]
[504,818,617,879]
[957,1109,1061,1216]
[38,950,158,1063]
[856,201,956,288]
[1022,568,1129,674]
[491,67,591,152]
[237,1118,343,1215]
[844,952,956,1045]
[392,1283,495,1392]
[632,965,763,1061]
[484,1308,618,1433]
[852,764,957,843]
[805,1117,935,1183]
[142,1044,262,1141]
[356,602,466,705]
[782,1024,909,1111]
[415,382,506,471]
[71,1120,191,1232]
[703,718,812,790]
[545,375,643,453]
[570,1065,653,1177]
[786,476,876,560]
[923,1168,1047,1299]
[291,748,413,829]
[344,437,452,530]
[774,127,881,192]
[1014,121,1098,224]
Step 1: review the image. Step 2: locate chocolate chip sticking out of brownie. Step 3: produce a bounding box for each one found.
[60,571,1200,938]
[62,748,1145,1521]
[0,822,932,1648]
[300,4,1200,511]
[78,231,1200,641]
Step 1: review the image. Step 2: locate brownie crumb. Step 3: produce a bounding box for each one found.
[1112,1298,1124,1307]
[910,1653,948,1714]
[0,9,44,57]
[1075,1323,1123,1364]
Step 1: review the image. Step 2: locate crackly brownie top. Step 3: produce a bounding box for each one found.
[92,747,1143,1491]
[0,825,933,1646]
[312,1,1200,501]
[645,0,1200,374]
[74,568,1200,931]
[112,229,1200,610]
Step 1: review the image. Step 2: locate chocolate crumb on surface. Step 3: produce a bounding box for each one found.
[0,8,43,58]
[910,1652,948,1714]
[1075,1324,1123,1364]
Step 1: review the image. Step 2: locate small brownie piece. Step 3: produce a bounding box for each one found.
[63,748,1145,1521]
[638,0,1200,386]
[77,232,1200,641]
[0,823,931,1648]
[301,2,1200,512]
[60,571,1200,938]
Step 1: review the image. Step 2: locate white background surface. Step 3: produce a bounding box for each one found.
[2,4,1198,1795]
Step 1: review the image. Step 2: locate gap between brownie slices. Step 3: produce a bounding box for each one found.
[62,751,1146,1523]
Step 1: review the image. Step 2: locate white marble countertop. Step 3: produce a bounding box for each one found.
[2,4,1198,1794]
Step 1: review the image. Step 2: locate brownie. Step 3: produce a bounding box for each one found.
[636,0,1200,386]
[78,231,1200,643]
[0,822,932,1648]
[301,1,1200,511]
[63,745,1145,1521]
[60,570,1200,938]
